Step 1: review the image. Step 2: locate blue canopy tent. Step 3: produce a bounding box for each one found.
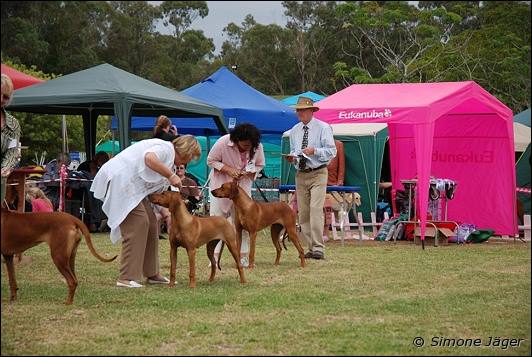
[281,91,326,107]
[112,66,299,135]
[111,116,220,136]
[111,66,297,182]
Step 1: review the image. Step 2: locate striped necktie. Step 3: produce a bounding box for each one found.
[298,125,309,170]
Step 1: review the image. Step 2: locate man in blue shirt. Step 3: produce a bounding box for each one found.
[285,97,336,260]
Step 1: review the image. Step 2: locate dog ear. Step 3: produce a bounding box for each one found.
[230,181,238,198]
[166,192,179,210]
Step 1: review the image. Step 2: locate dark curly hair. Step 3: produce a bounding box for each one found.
[229,123,261,160]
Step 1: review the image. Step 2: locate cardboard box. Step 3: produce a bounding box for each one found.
[414,226,455,246]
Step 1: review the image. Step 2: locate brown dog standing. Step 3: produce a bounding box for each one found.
[211,181,305,269]
[1,207,117,305]
[148,190,246,288]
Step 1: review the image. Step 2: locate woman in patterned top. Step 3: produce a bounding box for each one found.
[1,74,21,203]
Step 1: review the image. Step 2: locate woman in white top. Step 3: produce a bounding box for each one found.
[91,135,201,288]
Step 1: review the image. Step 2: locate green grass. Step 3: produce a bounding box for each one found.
[2,233,531,355]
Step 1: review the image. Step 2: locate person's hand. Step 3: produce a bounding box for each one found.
[222,165,243,179]
[1,167,12,177]
[168,173,182,188]
[242,171,256,180]
[170,125,178,135]
[284,154,296,163]
[302,147,315,156]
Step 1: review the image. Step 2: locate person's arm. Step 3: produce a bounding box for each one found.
[144,152,181,187]
[314,125,337,163]
[337,141,345,185]
[191,180,202,199]
[206,139,242,179]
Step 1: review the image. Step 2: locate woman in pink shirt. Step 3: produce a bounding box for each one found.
[207,123,265,268]
[26,186,54,212]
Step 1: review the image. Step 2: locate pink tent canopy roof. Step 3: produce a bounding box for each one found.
[1,63,44,90]
[315,81,511,124]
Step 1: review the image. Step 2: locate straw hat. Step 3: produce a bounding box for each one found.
[294,96,319,112]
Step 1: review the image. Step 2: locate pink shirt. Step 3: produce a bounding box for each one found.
[32,198,54,212]
[207,134,265,213]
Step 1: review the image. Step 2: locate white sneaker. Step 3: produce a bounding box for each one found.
[240,256,249,268]
[116,280,144,288]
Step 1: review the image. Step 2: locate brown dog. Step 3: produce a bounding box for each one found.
[1,208,117,305]
[148,190,246,288]
[211,181,305,269]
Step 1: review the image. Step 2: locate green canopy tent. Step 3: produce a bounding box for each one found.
[281,123,389,221]
[514,108,531,126]
[7,63,227,158]
[514,109,531,215]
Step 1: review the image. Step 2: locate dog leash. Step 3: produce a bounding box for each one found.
[253,181,269,202]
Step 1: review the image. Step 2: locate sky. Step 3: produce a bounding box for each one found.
[156,1,287,55]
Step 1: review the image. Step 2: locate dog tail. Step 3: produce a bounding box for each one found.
[281,231,289,250]
[76,218,118,263]
[217,241,225,270]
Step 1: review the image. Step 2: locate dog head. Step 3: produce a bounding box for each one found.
[148,190,183,209]
[211,181,239,199]
[353,192,361,207]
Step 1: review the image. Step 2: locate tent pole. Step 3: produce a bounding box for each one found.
[111,130,116,156]
[206,135,211,182]
[62,115,68,155]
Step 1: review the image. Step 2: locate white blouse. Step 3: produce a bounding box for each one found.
[90,139,175,243]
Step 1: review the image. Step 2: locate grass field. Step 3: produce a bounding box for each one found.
[1,233,530,356]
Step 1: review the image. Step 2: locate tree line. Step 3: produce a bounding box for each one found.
[1,1,530,164]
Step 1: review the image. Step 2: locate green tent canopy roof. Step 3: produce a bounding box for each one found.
[8,63,226,156]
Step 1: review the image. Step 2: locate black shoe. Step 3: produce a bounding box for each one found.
[312,251,325,260]
[158,234,167,240]
[304,251,314,259]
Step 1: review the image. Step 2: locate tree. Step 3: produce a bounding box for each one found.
[151,1,214,89]
[1,1,111,75]
[335,1,463,84]
[421,1,531,112]
[160,1,208,37]
[219,18,294,95]
[101,1,160,76]
[283,1,343,93]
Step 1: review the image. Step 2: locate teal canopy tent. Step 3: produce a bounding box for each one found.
[281,91,326,107]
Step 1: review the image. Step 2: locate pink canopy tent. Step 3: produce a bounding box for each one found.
[315,81,517,242]
[1,63,44,90]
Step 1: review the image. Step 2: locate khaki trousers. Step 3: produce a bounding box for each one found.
[295,167,328,253]
[118,198,159,281]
